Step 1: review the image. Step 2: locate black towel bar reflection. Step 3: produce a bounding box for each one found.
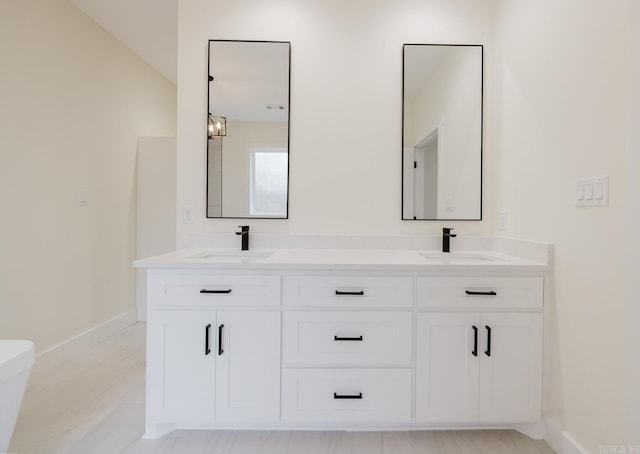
[333,392,363,399]
[465,290,497,296]
[335,290,365,296]
[200,289,232,294]
[334,335,364,341]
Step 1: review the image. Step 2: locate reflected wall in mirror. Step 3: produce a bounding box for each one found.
[207,40,291,218]
[402,44,483,220]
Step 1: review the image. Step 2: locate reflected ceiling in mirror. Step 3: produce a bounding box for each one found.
[402,44,483,220]
[207,40,290,219]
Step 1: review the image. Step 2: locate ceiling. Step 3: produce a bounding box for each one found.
[68,0,177,84]
[209,41,290,123]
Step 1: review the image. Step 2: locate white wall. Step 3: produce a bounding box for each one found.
[136,137,177,320]
[177,0,497,246]
[0,0,176,352]
[495,0,631,451]
[626,0,640,447]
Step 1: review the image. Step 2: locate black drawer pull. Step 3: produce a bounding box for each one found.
[465,290,497,296]
[200,289,232,294]
[334,335,364,341]
[218,324,224,355]
[205,324,211,356]
[335,290,365,296]
[485,325,492,357]
[472,325,478,357]
[333,392,363,400]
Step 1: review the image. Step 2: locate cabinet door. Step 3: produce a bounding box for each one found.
[215,311,281,422]
[147,311,216,423]
[479,313,542,422]
[416,312,480,422]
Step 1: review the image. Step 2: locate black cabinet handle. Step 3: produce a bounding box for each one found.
[335,290,365,296]
[205,324,211,356]
[333,392,363,399]
[218,324,224,356]
[472,326,478,357]
[485,325,492,357]
[465,290,497,296]
[334,335,364,341]
[200,289,232,294]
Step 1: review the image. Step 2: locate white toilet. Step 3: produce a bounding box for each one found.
[0,340,34,453]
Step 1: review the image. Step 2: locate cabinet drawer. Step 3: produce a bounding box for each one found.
[416,277,542,309]
[282,368,411,422]
[283,312,412,365]
[283,276,412,308]
[148,274,281,307]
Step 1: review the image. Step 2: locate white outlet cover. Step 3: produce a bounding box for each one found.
[499,210,507,231]
[182,206,193,223]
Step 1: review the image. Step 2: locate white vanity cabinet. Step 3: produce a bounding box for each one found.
[138,247,549,438]
[281,275,413,423]
[145,272,281,437]
[415,277,543,424]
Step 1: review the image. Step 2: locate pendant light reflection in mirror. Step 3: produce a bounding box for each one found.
[208,75,227,138]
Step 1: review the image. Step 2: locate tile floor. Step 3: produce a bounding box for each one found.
[8,323,555,454]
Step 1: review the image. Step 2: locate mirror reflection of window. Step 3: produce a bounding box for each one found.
[250,147,288,217]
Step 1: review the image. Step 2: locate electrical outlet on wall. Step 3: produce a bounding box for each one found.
[445,198,454,212]
[182,206,194,224]
[499,210,507,231]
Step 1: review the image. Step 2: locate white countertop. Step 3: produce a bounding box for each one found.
[134,248,550,272]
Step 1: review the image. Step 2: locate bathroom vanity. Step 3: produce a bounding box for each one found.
[135,242,550,439]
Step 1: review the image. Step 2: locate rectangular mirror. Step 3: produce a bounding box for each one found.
[207,40,291,218]
[402,44,483,220]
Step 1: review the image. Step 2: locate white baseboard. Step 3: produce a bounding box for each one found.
[514,421,544,440]
[36,310,138,359]
[544,417,587,454]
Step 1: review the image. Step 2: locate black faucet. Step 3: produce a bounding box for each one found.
[236,226,250,251]
[442,227,457,253]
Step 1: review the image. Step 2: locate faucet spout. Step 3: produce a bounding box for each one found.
[236,226,250,251]
[442,227,457,253]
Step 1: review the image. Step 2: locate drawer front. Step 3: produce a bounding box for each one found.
[283,312,412,365]
[148,274,281,307]
[416,277,543,309]
[282,368,411,422]
[283,276,412,308]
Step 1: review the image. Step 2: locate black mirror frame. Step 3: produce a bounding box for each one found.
[206,39,291,219]
[401,43,484,221]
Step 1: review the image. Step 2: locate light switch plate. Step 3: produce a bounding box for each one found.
[576,176,609,206]
[78,190,88,207]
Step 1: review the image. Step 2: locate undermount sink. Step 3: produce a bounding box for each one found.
[419,251,502,263]
[189,250,274,261]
